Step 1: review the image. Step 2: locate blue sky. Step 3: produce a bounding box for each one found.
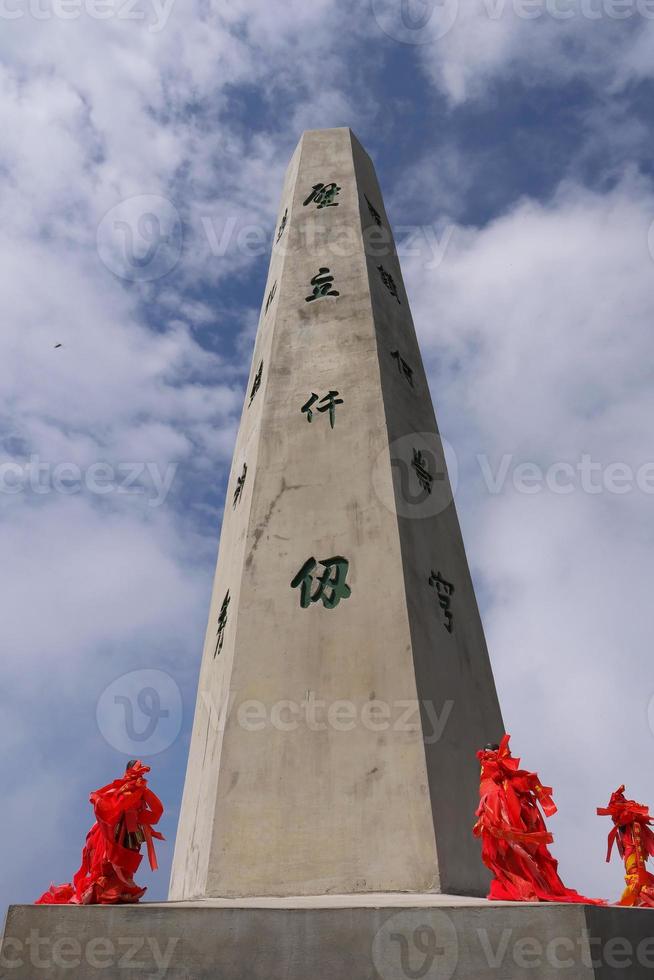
[2,0,654,910]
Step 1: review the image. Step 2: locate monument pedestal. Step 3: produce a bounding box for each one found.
[3,896,654,979]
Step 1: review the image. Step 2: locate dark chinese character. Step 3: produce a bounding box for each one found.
[214,590,231,657]
[291,556,352,610]
[412,449,433,495]
[429,571,455,634]
[303,182,341,209]
[276,209,288,243]
[233,463,247,508]
[390,349,414,387]
[378,265,401,304]
[305,267,340,302]
[265,281,277,314]
[365,194,382,227]
[301,391,343,430]
[249,360,263,406]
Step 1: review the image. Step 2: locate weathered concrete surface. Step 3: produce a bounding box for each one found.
[3,900,654,979]
[170,127,504,901]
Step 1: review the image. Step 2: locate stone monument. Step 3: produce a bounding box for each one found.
[170,125,504,902]
[2,129,653,980]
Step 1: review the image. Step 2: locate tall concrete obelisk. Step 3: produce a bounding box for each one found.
[170,128,504,900]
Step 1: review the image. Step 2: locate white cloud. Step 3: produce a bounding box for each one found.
[393,0,654,104]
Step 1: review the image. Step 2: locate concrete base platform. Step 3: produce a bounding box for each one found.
[2,895,654,979]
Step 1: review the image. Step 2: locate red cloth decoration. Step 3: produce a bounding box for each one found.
[36,760,164,905]
[598,785,654,907]
[473,735,604,904]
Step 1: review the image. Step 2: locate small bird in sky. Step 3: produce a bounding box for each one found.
[54,343,63,349]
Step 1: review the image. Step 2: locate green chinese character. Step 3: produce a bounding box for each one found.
[301,391,343,430]
[291,556,352,610]
[303,182,341,209]
[305,267,340,303]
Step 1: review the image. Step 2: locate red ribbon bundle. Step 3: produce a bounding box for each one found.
[36,760,164,906]
[474,735,604,904]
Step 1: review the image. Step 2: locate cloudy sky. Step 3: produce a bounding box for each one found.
[2,0,654,910]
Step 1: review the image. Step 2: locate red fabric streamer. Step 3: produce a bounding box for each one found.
[36,760,164,906]
[473,735,605,904]
[598,785,654,907]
